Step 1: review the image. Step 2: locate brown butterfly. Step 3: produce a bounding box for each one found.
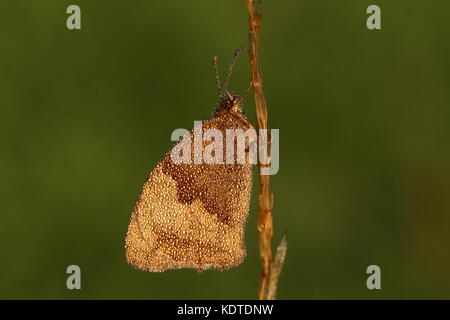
[125,48,254,272]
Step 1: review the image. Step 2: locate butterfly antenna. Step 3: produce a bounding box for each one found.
[212,56,222,97]
[223,47,243,93]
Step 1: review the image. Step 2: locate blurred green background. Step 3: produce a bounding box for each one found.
[1,0,449,299]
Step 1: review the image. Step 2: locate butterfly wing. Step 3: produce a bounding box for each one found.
[125,112,253,272]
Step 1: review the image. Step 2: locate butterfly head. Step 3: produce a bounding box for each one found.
[212,48,248,116]
[218,90,242,113]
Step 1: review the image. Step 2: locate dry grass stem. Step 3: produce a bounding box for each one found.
[267,235,288,300]
[246,0,287,300]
